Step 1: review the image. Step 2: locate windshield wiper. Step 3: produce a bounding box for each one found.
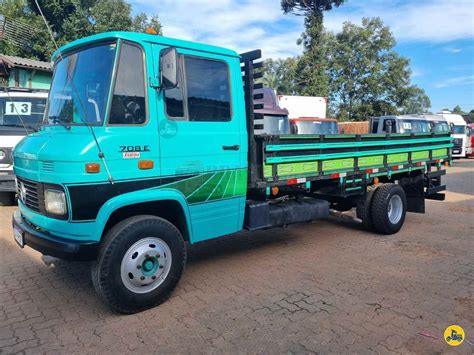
[47,116,71,129]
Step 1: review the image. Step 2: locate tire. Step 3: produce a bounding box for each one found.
[91,215,186,314]
[356,185,378,231]
[371,183,407,235]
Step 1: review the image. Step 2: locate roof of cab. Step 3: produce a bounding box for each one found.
[375,115,428,121]
[52,31,240,61]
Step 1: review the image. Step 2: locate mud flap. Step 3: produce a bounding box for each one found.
[399,173,425,213]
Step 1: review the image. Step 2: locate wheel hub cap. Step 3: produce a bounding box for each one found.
[387,195,403,224]
[120,237,172,294]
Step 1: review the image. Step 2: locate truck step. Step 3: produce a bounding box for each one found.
[244,198,330,231]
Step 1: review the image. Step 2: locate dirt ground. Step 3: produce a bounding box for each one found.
[0,159,473,354]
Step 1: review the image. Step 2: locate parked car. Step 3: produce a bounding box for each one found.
[418,114,450,133]
[369,115,431,134]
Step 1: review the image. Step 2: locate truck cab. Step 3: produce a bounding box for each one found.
[0,88,48,201]
[437,111,471,158]
[369,115,431,134]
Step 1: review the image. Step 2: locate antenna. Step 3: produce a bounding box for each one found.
[34,0,114,184]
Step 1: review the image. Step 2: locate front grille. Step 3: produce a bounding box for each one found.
[16,177,42,212]
[453,139,462,149]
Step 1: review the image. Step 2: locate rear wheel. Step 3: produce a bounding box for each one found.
[371,183,407,235]
[91,215,186,314]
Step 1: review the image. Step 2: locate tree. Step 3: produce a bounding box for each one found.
[0,0,162,61]
[262,57,299,95]
[325,17,431,120]
[452,105,463,114]
[281,0,344,97]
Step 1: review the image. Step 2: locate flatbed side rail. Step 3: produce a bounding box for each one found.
[252,132,452,190]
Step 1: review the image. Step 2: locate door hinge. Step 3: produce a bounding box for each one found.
[149,77,160,88]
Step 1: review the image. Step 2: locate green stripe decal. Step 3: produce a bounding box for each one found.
[359,155,384,167]
[433,148,448,158]
[387,153,408,164]
[164,169,247,204]
[322,158,354,171]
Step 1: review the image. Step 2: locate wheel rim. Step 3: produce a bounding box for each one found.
[387,195,403,224]
[120,237,172,294]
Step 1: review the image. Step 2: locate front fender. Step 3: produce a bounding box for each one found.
[93,188,193,241]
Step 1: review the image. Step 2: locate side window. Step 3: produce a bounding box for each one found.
[109,43,146,124]
[383,119,396,133]
[164,54,232,122]
[371,119,379,133]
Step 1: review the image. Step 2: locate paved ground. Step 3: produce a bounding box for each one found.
[0,160,473,354]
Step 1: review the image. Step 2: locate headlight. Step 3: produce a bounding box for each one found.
[0,149,6,162]
[44,189,67,215]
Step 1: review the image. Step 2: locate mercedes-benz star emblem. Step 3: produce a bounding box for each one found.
[19,182,27,204]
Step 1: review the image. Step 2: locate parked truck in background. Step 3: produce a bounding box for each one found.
[253,87,290,135]
[277,95,327,119]
[468,123,474,157]
[0,87,48,204]
[12,32,452,313]
[290,117,338,135]
[437,111,471,158]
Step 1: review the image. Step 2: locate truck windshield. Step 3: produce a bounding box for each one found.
[399,120,430,133]
[0,97,47,130]
[263,115,289,135]
[294,121,338,134]
[452,125,466,134]
[432,121,449,132]
[46,42,116,125]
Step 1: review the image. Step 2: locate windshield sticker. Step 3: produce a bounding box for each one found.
[403,122,412,129]
[5,102,32,115]
[123,152,140,159]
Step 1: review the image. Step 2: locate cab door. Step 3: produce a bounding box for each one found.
[153,45,247,243]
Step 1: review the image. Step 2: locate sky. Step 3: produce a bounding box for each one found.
[130,0,474,113]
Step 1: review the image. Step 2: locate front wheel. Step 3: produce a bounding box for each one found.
[371,183,407,235]
[91,215,186,314]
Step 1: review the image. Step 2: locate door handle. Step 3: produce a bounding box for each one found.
[222,144,240,151]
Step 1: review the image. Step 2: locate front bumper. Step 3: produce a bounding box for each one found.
[0,170,15,192]
[12,209,99,261]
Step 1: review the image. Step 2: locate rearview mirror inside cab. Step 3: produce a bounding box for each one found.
[160,47,178,90]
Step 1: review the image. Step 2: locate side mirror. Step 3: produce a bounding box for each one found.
[449,122,454,134]
[159,47,178,90]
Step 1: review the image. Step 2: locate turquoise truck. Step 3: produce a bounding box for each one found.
[12,32,452,313]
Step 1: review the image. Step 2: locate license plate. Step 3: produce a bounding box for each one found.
[13,227,24,247]
[453,150,460,154]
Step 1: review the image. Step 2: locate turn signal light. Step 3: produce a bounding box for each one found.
[138,160,154,170]
[85,163,100,173]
